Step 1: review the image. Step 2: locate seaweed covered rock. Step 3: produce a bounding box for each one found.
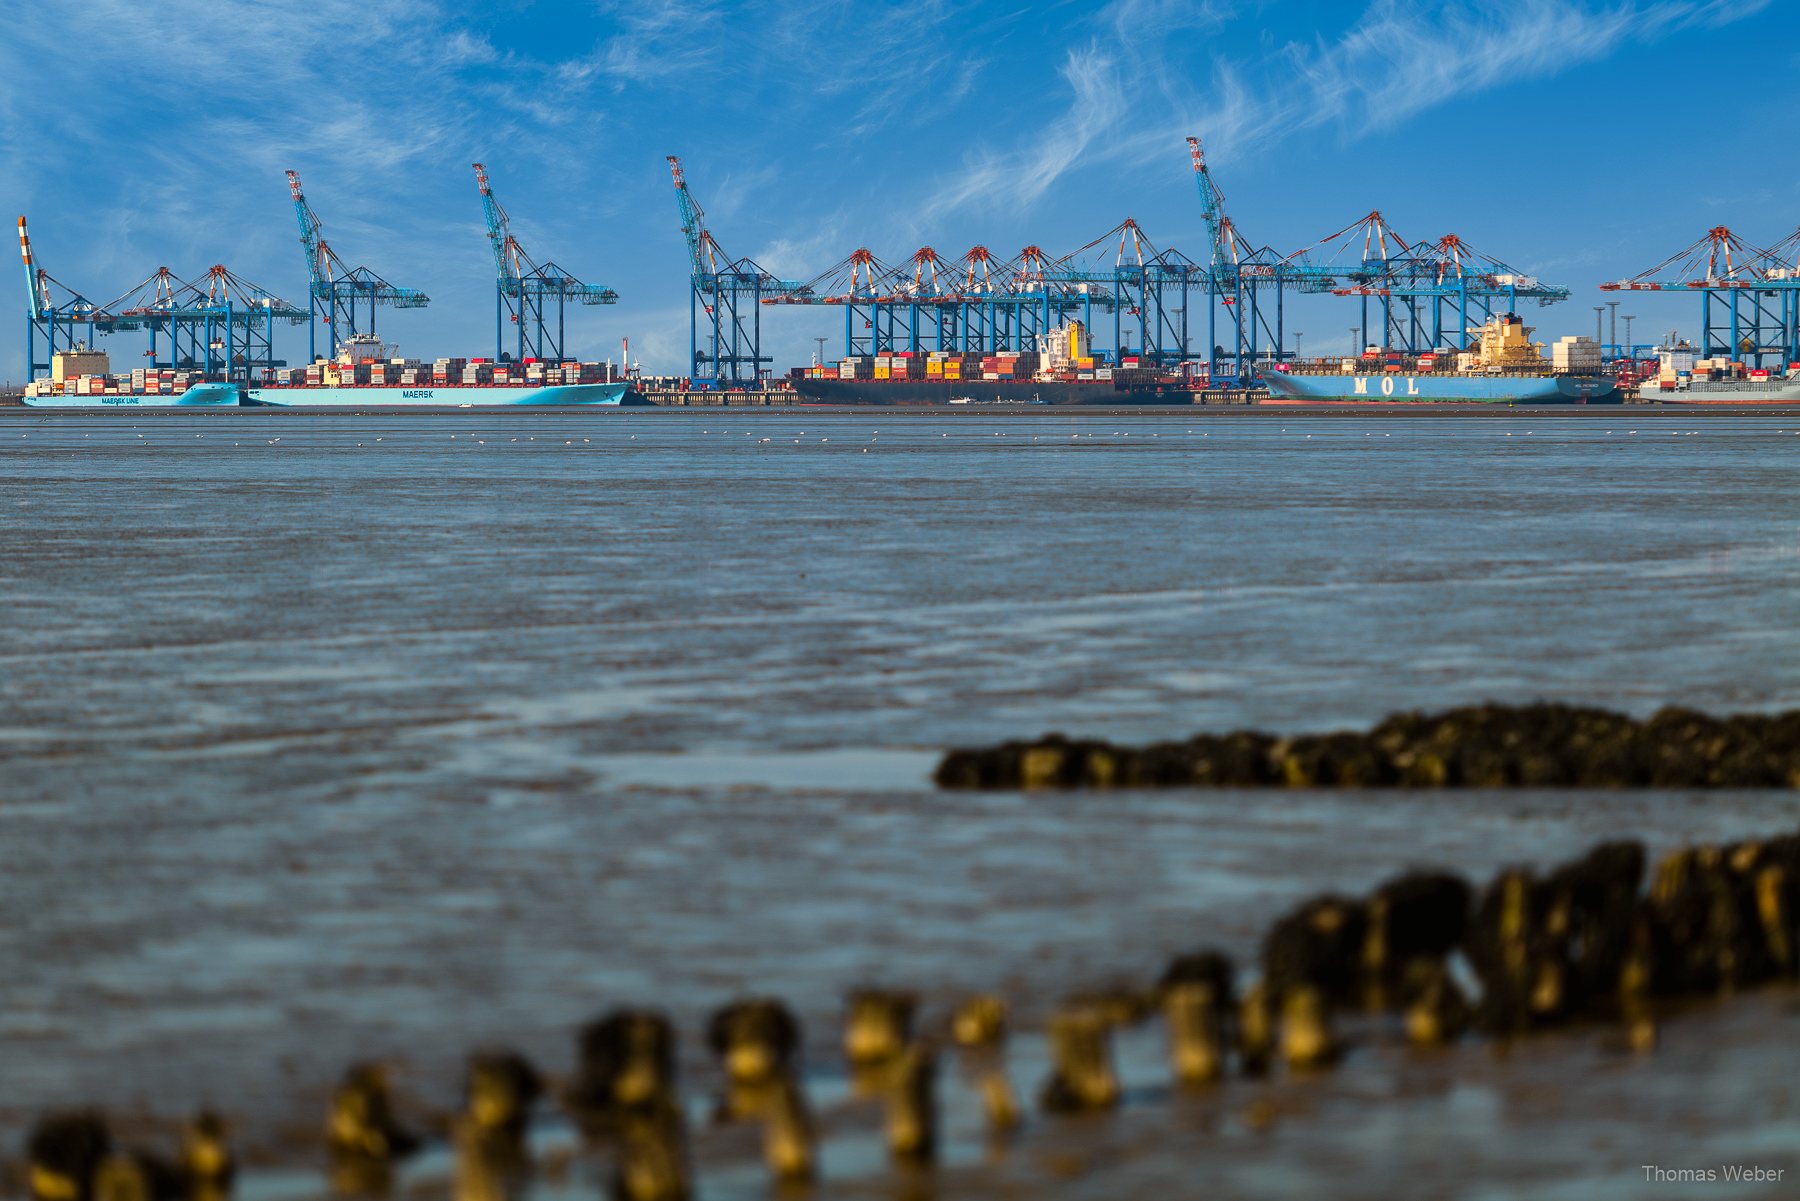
[1273,732,1399,788]
[936,702,1800,791]
[933,735,1124,790]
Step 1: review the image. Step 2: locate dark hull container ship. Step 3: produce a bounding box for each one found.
[793,320,1198,405]
[792,378,1196,405]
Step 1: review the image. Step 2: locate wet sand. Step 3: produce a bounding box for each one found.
[3,411,1799,1196]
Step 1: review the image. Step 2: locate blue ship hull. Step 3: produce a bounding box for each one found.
[1262,372,1619,404]
[239,382,631,406]
[22,389,240,408]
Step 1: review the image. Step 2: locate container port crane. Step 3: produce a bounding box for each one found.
[765,141,1280,375]
[1185,136,1285,381]
[285,170,429,362]
[771,246,895,356]
[745,135,1584,381]
[1285,210,1569,355]
[472,164,617,363]
[748,138,1276,375]
[1049,218,1208,372]
[768,221,1216,369]
[101,264,306,381]
[18,215,114,382]
[770,240,1071,360]
[1601,225,1799,366]
[667,155,807,384]
[959,242,1100,356]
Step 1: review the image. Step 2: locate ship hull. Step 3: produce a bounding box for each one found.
[1261,372,1620,404]
[1640,380,1800,405]
[792,378,1196,405]
[22,388,241,408]
[241,382,632,406]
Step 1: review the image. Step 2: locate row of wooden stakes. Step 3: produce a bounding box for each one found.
[21,822,1800,1200]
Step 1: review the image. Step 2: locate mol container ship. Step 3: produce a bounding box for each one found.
[22,336,634,407]
[1636,350,1800,405]
[1261,315,1619,405]
[791,322,1198,405]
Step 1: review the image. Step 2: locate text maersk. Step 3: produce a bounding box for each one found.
[401,390,435,400]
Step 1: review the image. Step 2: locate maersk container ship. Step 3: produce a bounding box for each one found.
[232,382,627,406]
[235,336,635,405]
[22,336,635,407]
[1261,315,1619,405]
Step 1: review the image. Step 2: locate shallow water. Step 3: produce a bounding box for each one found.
[3,409,1799,1196]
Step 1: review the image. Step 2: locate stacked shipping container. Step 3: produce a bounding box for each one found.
[24,368,198,398]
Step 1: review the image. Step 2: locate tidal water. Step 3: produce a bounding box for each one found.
[3,408,1799,1198]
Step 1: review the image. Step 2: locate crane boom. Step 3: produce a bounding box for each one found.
[18,216,45,320]
[667,155,707,275]
[472,163,519,289]
[285,170,333,288]
[1185,136,1225,270]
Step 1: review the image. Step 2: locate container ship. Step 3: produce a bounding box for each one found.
[790,322,1199,405]
[20,345,233,407]
[22,336,635,407]
[1636,349,1800,405]
[1261,315,1619,404]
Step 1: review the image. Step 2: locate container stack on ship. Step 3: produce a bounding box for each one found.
[21,348,231,406]
[790,321,1198,405]
[1637,349,1800,404]
[22,334,640,408]
[228,335,637,406]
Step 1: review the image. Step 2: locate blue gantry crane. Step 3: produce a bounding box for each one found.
[766,238,1106,360]
[735,134,1585,382]
[102,264,306,381]
[18,215,112,382]
[472,164,617,362]
[20,216,304,383]
[667,155,807,384]
[1601,225,1800,366]
[764,142,1271,375]
[1185,135,1286,381]
[1284,210,1569,355]
[285,170,428,362]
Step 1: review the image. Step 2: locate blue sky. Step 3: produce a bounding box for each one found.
[5,0,1795,381]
